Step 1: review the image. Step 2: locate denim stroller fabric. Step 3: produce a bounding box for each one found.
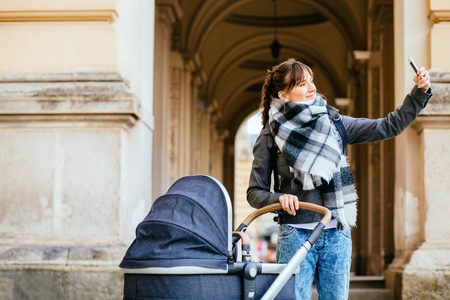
[120,175,230,270]
[123,273,295,300]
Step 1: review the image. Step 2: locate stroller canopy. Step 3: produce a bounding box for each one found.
[120,175,232,270]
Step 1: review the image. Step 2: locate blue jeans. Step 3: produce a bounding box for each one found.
[276,224,352,300]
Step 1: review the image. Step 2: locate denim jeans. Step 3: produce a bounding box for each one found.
[276,224,352,300]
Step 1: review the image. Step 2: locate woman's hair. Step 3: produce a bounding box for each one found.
[260,58,313,125]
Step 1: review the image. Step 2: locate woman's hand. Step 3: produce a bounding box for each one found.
[413,67,431,92]
[279,194,299,216]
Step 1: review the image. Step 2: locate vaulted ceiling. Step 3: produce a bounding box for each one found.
[178,0,367,137]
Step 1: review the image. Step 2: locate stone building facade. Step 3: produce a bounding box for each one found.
[0,0,449,299]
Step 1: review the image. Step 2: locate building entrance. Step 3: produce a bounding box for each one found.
[155,0,395,277]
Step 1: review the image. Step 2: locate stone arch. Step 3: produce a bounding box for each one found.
[167,0,399,281]
[205,33,345,103]
[184,0,365,54]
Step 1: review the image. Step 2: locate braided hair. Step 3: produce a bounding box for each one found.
[260,58,314,126]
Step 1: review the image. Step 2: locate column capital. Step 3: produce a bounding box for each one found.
[0,72,140,127]
[429,10,450,23]
[157,0,183,26]
[429,0,450,23]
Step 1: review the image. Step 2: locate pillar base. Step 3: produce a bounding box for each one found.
[402,242,450,299]
[386,242,450,299]
[0,245,126,300]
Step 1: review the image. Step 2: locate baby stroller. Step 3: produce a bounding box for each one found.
[120,175,330,300]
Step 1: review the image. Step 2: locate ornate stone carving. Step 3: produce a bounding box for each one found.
[371,68,380,118]
[168,67,182,183]
[0,73,138,122]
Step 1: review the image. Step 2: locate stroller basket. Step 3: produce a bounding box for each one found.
[120,175,330,300]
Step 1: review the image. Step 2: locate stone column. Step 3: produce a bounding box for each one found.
[191,72,204,175]
[387,0,450,298]
[351,2,395,277]
[0,1,156,298]
[400,0,450,297]
[152,0,183,198]
[403,84,450,298]
[167,50,197,185]
[0,73,137,300]
[209,103,225,182]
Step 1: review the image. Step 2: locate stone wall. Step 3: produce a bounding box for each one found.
[400,72,450,300]
[0,73,138,299]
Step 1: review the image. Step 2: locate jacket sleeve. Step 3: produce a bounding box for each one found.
[246,130,284,209]
[342,86,432,145]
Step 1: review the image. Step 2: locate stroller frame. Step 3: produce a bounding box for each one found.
[120,175,330,300]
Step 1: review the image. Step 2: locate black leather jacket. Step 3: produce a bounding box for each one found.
[247,86,432,224]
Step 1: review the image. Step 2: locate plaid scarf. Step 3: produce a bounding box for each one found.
[268,95,358,228]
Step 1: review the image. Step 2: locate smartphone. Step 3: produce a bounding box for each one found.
[408,58,419,74]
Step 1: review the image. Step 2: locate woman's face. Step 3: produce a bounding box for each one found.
[278,73,316,102]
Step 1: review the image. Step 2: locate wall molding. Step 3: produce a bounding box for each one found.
[429,10,450,23]
[0,10,118,23]
[0,73,139,120]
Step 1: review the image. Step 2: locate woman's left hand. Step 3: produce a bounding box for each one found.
[413,67,431,92]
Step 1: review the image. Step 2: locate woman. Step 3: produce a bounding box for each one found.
[247,58,432,299]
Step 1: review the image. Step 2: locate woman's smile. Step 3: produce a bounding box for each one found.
[279,74,316,102]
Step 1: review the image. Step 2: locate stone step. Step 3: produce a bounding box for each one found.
[311,276,392,300]
[348,289,392,300]
[350,276,386,288]
[312,288,392,300]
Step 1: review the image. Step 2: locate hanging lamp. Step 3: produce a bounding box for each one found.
[270,0,282,60]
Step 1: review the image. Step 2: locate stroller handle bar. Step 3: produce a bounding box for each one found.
[232,202,331,299]
[236,202,331,233]
[250,203,330,300]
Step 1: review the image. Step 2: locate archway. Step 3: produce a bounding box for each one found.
[234,110,278,262]
[158,0,395,279]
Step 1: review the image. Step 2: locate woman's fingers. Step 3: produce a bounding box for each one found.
[415,67,431,91]
[279,194,299,215]
[288,196,296,215]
